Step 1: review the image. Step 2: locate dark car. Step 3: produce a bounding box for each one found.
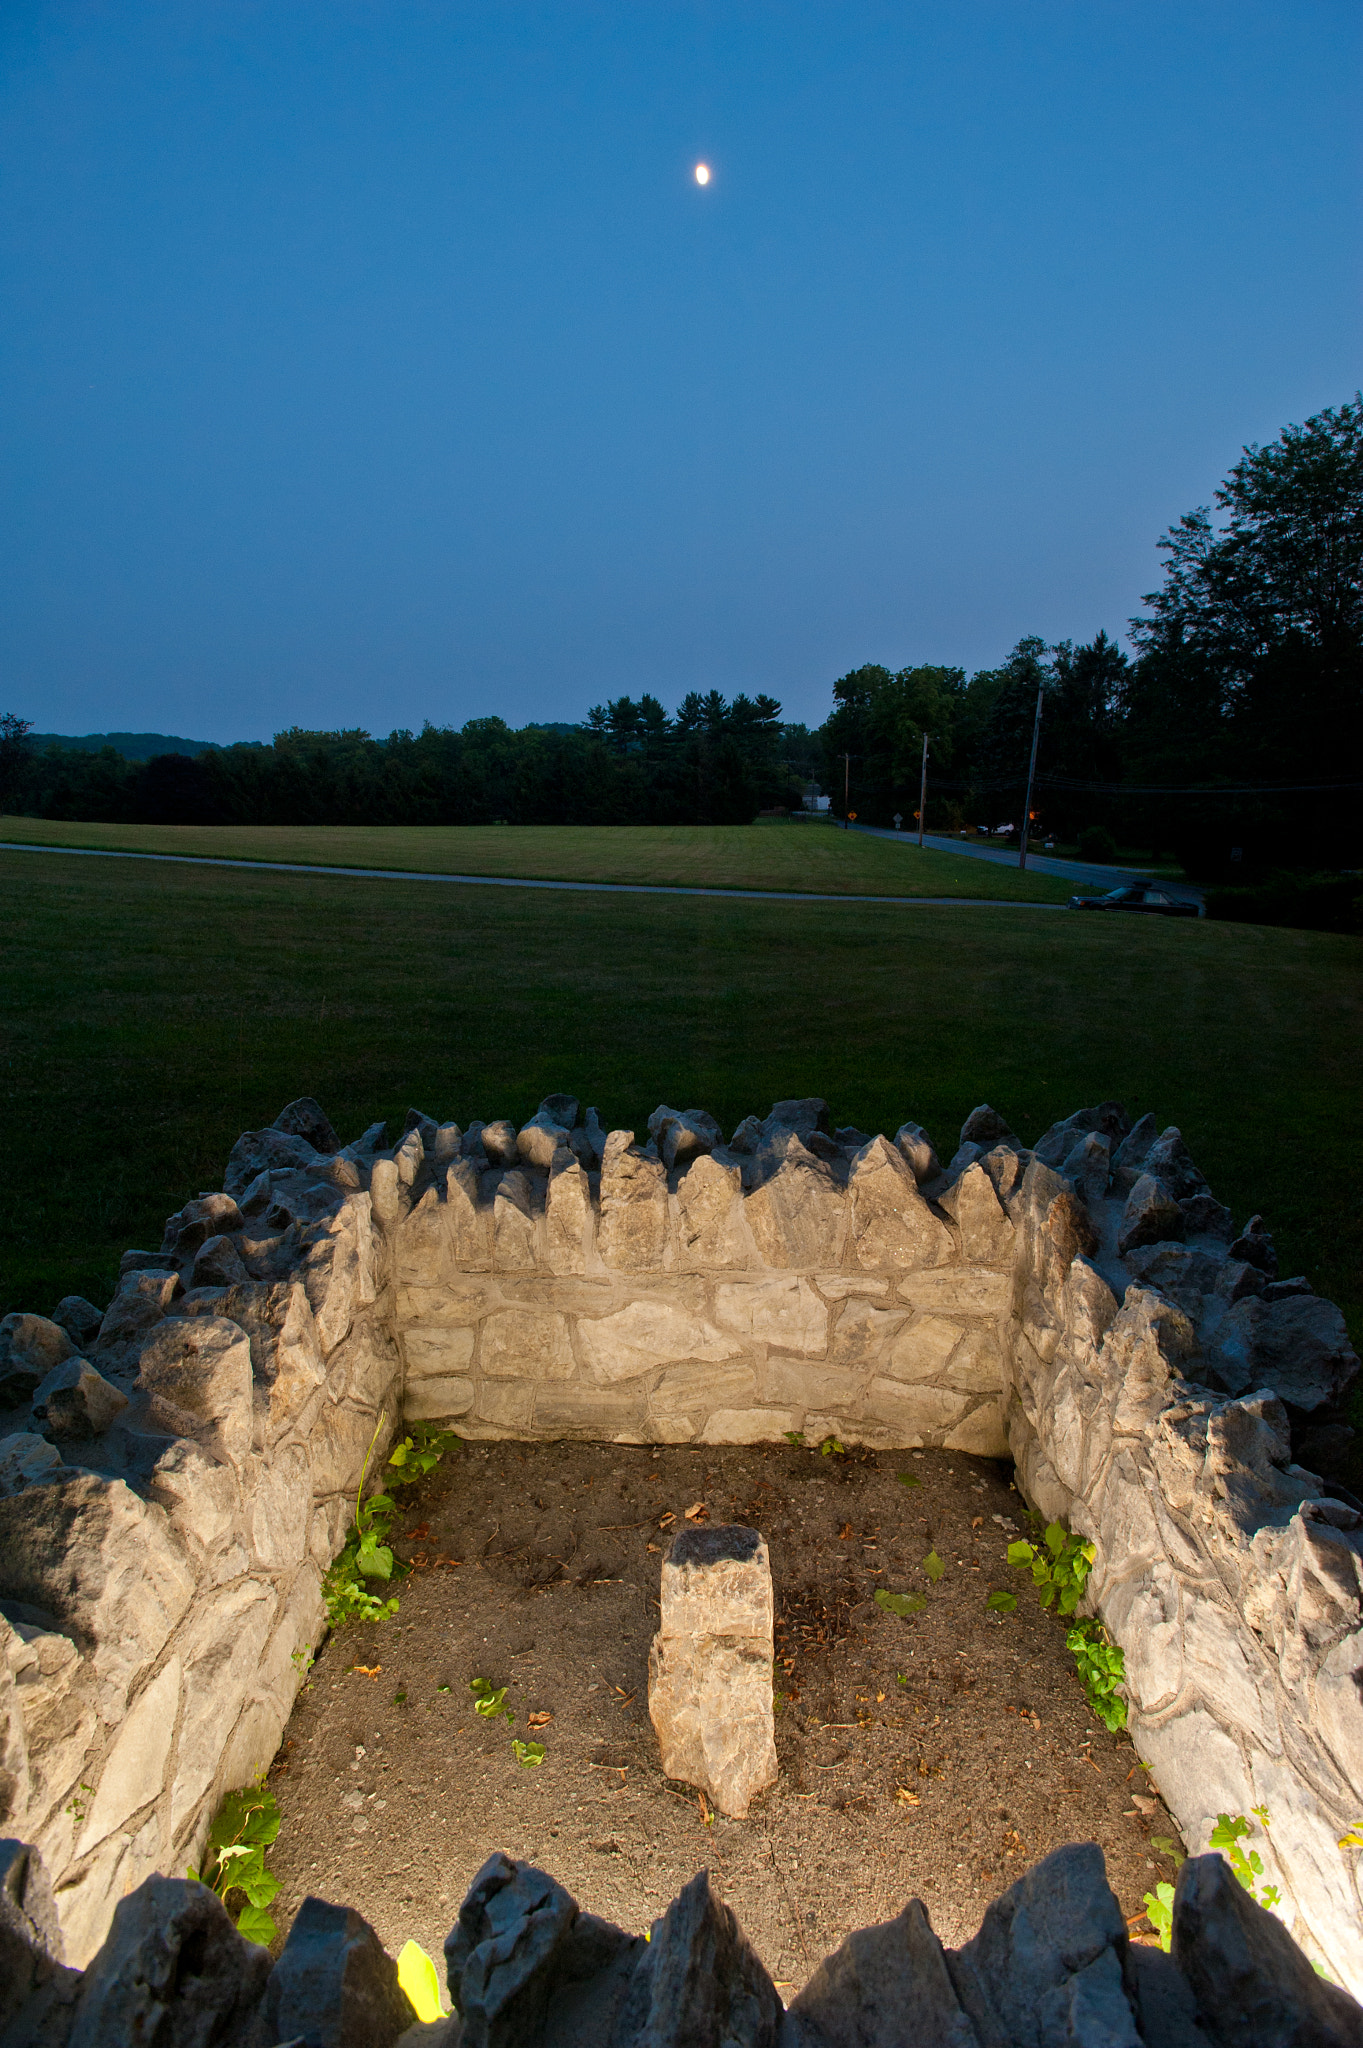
[1069,883,1200,917]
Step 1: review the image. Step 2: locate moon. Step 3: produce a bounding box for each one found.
[694,162,711,186]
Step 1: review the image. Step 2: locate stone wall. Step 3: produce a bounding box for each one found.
[3,1088,1362,1990]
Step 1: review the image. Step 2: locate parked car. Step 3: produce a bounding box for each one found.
[1069,883,1200,917]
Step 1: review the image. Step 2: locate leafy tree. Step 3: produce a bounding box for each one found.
[819,664,964,823]
[0,712,33,809]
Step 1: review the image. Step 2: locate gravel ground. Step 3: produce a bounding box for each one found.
[265,1438,1183,1992]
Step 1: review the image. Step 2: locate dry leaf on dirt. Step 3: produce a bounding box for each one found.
[352,1665,381,1678]
[684,1502,708,1522]
[895,1787,920,1804]
[526,1711,553,1728]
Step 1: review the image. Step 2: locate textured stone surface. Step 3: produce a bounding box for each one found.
[648,1525,777,1818]
[266,1894,416,2047]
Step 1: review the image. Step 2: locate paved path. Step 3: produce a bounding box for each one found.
[0,839,1065,910]
[846,824,1205,906]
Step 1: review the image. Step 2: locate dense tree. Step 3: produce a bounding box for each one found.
[819,664,965,824]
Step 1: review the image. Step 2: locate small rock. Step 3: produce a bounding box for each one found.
[1142,1127,1207,1200]
[31,1359,128,1440]
[1059,1130,1111,1206]
[0,1316,77,1411]
[1263,1275,1313,1300]
[1179,1192,1234,1240]
[480,1120,520,1168]
[265,1895,416,2048]
[273,1095,341,1153]
[1172,1851,1363,2046]
[538,1093,579,1128]
[1033,1101,1131,1169]
[1117,1174,1186,1255]
[403,1109,441,1149]
[69,1876,270,2048]
[224,1126,326,1199]
[517,1111,572,1172]
[580,1108,608,1167]
[647,1106,723,1169]
[1111,1110,1160,1191]
[1229,1214,1279,1279]
[48,1298,105,1351]
[728,1116,765,1154]
[788,1897,975,2048]
[959,1104,1013,1149]
[189,1235,248,1291]
[833,1124,874,1150]
[0,1841,79,2044]
[160,1194,245,1260]
[762,1098,830,1139]
[893,1122,940,1185]
[117,1250,176,1280]
[648,1524,777,1819]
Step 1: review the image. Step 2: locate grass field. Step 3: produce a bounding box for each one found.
[0,816,1072,901]
[2,846,1358,1359]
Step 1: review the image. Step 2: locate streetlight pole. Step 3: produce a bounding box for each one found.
[917,733,929,849]
[1018,681,1044,870]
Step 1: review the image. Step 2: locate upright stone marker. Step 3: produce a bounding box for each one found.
[648,1523,778,1817]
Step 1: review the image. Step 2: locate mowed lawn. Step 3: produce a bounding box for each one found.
[2,848,1358,1360]
[0,816,1071,902]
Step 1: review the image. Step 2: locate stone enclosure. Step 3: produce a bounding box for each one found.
[2,1088,1362,1997]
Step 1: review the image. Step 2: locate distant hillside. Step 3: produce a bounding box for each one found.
[29,731,225,760]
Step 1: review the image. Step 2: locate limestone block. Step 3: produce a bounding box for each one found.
[481,1119,519,1166]
[299,1193,375,1354]
[675,1154,747,1269]
[394,1183,451,1289]
[714,1276,826,1354]
[224,1125,325,1200]
[940,1162,1016,1267]
[517,1111,570,1172]
[532,1384,646,1435]
[250,1440,311,1571]
[742,1136,846,1270]
[264,1895,416,2048]
[598,1136,669,1271]
[816,1275,890,1299]
[764,1357,863,1413]
[252,1564,325,1735]
[324,1309,401,1415]
[1118,1174,1186,1255]
[544,1151,590,1274]
[51,1297,105,1350]
[943,1400,1010,1457]
[403,1376,475,1422]
[898,1267,1012,1316]
[146,1439,240,1568]
[2,1472,196,1724]
[30,1360,127,1442]
[829,1300,909,1370]
[862,1380,970,1437]
[882,1316,965,1385]
[650,1361,759,1423]
[308,1402,389,1502]
[396,1276,498,1327]
[134,1317,253,1471]
[1179,1598,1278,1748]
[79,1659,180,1855]
[1173,1851,1363,2043]
[393,1127,424,1188]
[893,1122,941,1185]
[0,1314,77,1410]
[701,1407,801,1445]
[168,1581,277,1835]
[493,1171,539,1270]
[1102,1291,1196,1437]
[943,1325,1006,1392]
[849,1137,954,1271]
[220,1281,326,1443]
[70,1874,273,2046]
[0,1432,65,1497]
[950,1843,1138,2048]
[648,1105,724,1168]
[648,1525,777,1817]
[91,1270,181,1366]
[1206,1294,1360,1412]
[473,1380,535,1430]
[369,1156,401,1233]
[5,1619,97,1840]
[479,1308,574,1381]
[402,1325,475,1379]
[578,1299,739,1384]
[441,1161,491,1264]
[789,1896,973,2048]
[188,1235,246,1291]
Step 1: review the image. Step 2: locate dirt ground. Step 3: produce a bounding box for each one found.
[266,1439,1183,1994]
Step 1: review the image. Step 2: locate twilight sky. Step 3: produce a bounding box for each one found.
[2,3,1359,744]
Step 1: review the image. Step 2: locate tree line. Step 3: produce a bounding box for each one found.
[3,394,1358,875]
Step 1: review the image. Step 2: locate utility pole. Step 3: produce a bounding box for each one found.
[917,733,929,849]
[1018,680,1044,870]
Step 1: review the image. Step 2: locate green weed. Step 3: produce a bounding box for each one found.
[1007,1522,1094,1614]
[1066,1622,1127,1731]
[1006,1520,1127,1726]
[923,1549,945,1583]
[875,1589,927,1618]
[512,1740,546,1767]
[322,1419,454,1629]
[471,1678,514,1723]
[189,1777,281,1946]
[1211,1808,1281,1910]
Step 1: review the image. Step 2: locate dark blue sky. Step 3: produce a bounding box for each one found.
[2,3,1359,744]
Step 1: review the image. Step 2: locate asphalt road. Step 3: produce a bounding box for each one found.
[845,824,1205,908]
